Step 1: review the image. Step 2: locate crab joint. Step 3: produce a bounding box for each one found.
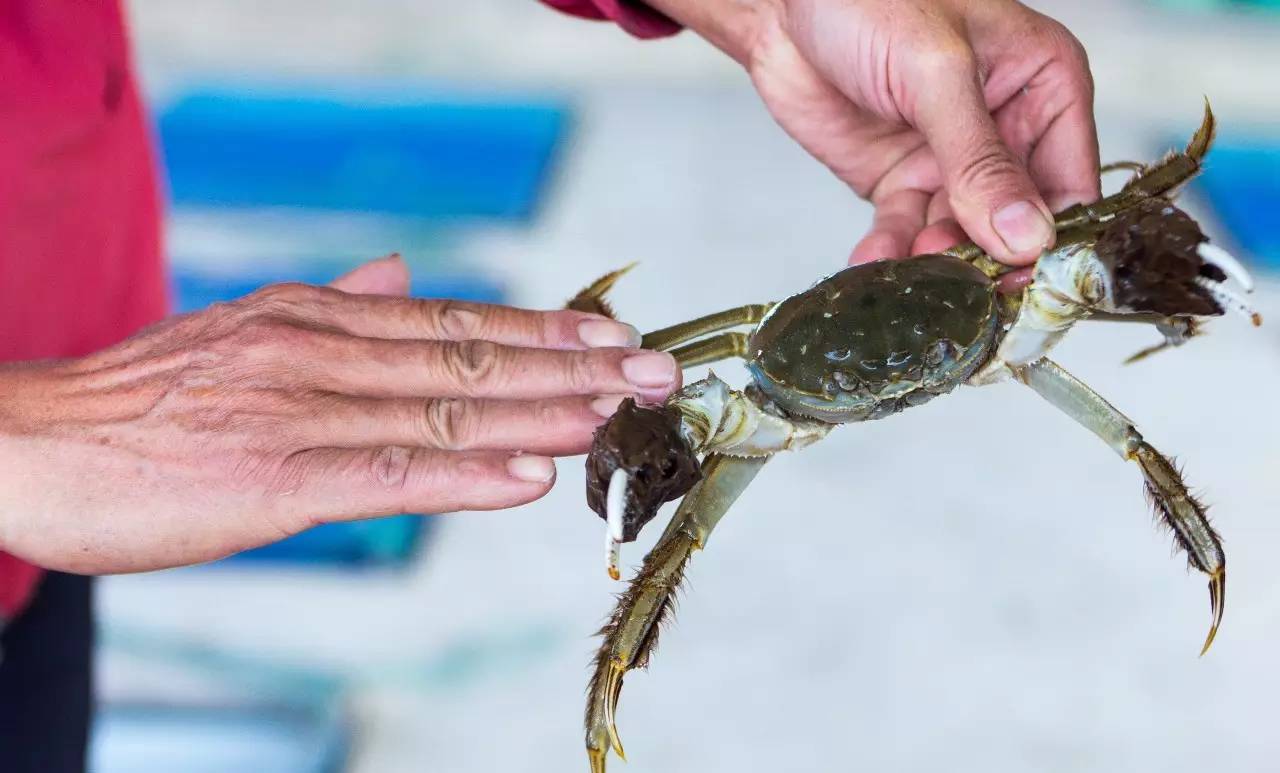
[605,468,627,581]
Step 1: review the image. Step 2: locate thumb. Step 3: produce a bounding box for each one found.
[907,55,1054,265]
[329,254,412,296]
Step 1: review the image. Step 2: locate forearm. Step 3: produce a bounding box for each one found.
[643,0,773,64]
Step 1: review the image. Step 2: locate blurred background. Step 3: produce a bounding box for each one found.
[94,1,1280,771]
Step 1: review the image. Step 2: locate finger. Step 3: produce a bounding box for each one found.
[242,283,641,351]
[309,337,680,403]
[329,254,411,296]
[849,188,930,264]
[912,193,967,254]
[988,16,1100,213]
[997,267,1035,294]
[912,219,967,255]
[1024,74,1100,213]
[905,40,1054,265]
[301,394,629,456]
[277,447,558,523]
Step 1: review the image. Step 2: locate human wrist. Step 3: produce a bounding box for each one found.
[644,0,781,66]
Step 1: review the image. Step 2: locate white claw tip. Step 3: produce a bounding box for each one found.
[1198,242,1255,293]
[604,469,628,580]
[1196,276,1261,326]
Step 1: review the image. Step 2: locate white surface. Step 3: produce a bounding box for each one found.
[100,2,1280,772]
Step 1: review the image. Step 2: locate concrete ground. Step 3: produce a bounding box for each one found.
[98,2,1280,772]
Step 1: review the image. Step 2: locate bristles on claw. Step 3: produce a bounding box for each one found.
[1195,277,1262,326]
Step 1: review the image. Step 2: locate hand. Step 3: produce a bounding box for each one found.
[649,0,1099,274]
[0,256,681,574]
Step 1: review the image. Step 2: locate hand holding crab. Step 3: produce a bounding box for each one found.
[568,105,1259,772]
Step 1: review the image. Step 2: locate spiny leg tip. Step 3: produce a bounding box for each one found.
[1200,569,1226,657]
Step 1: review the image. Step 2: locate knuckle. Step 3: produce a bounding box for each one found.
[232,315,304,352]
[426,299,486,340]
[910,37,977,78]
[418,397,477,450]
[443,339,504,393]
[952,144,1027,201]
[565,351,603,393]
[245,282,316,314]
[368,446,416,492]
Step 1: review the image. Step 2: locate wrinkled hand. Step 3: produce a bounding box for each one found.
[0,256,680,574]
[652,0,1100,272]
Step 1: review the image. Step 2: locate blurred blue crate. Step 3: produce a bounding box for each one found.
[158,87,571,220]
[1191,137,1280,268]
[92,701,349,773]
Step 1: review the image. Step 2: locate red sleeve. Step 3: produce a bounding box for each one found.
[541,0,682,39]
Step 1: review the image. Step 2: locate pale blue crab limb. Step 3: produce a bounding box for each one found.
[586,454,769,773]
[1013,358,1226,655]
[641,303,773,352]
[669,374,831,457]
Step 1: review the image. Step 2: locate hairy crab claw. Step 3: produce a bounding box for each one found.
[585,398,703,580]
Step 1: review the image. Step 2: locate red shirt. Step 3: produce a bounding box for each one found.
[0,0,676,622]
[0,2,168,619]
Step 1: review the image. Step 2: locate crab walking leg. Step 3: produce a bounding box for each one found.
[642,304,772,352]
[667,331,749,368]
[586,454,769,773]
[1014,358,1226,654]
[1083,312,1202,364]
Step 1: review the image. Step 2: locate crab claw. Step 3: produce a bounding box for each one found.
[605,468,627,581]
[1201,567,1226,656]
[1195,276,1262,327]
[1197,242,1254,293]
[585,398,702,546]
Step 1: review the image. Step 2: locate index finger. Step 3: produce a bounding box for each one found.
[244,283,643,351]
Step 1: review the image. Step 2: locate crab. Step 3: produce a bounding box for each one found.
[565,103,1260,773]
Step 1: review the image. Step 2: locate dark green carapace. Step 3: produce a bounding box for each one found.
[747,255,998,422]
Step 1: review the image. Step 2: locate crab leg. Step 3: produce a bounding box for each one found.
[1013,358,1225,655]
[586,453,768,773]
[949,101,1217,279]
[667,331,750,367]
[642,304,773,352]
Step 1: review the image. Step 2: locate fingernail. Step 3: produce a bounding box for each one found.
[622,351,677,389]
[578,319,642,349]
[992,200,1053,257]
[507,454,556,483]
[591,394,629,418]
